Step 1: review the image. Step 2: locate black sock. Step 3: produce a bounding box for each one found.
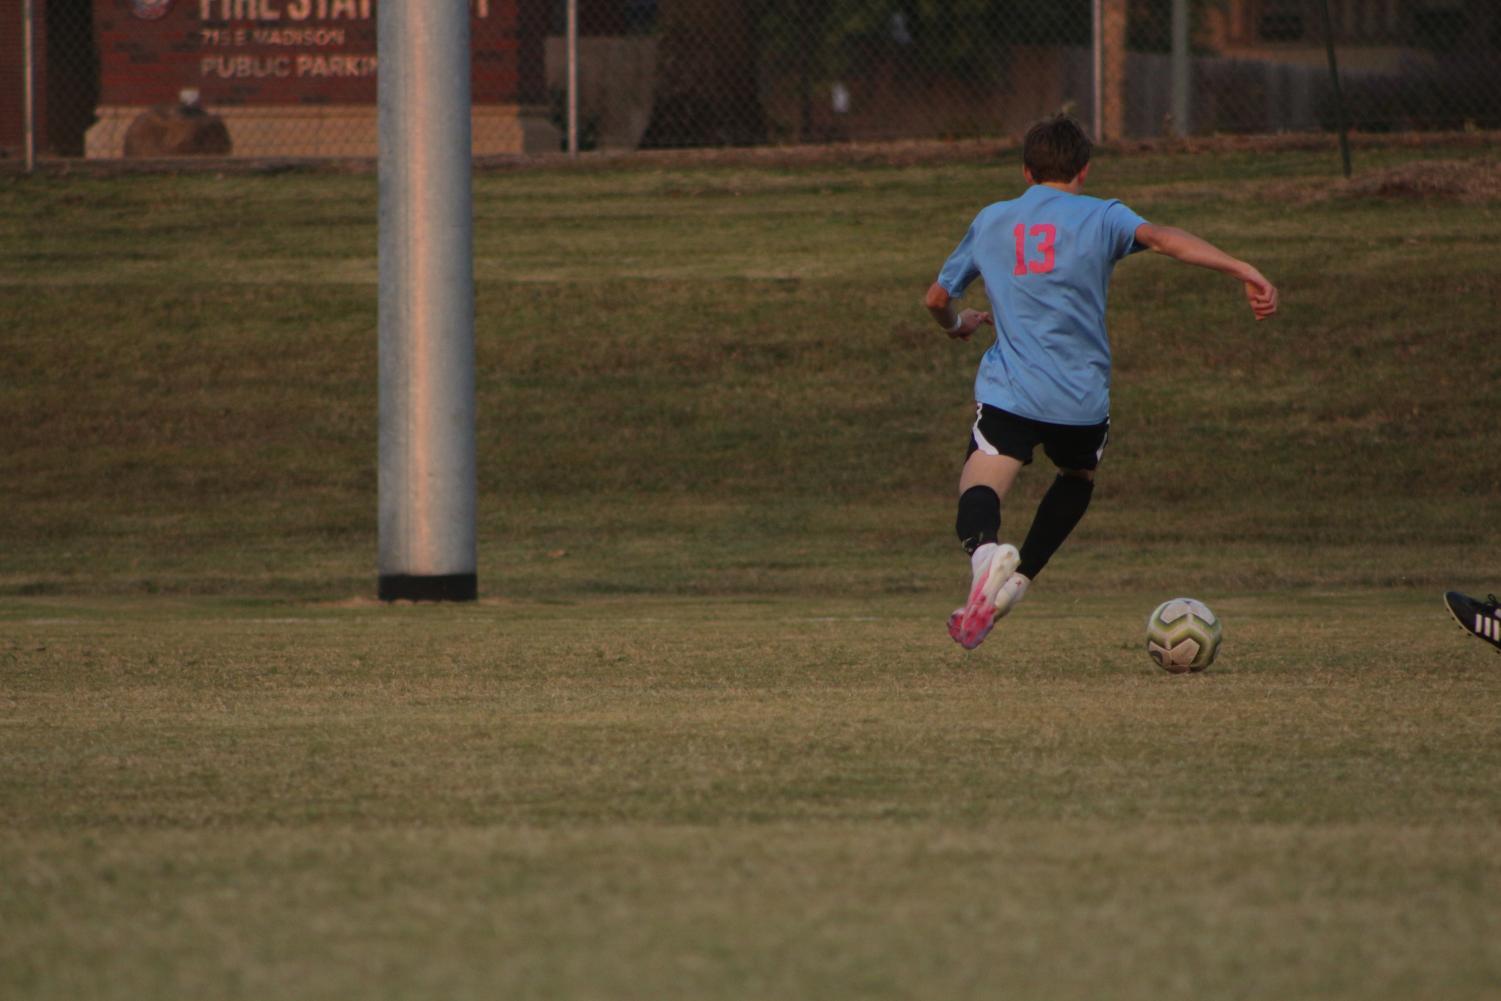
[1017,475,1094,579]
[955,485,1001,555]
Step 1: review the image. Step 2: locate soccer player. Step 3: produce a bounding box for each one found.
[927,114,1278,650]
[1443,591,1501,652]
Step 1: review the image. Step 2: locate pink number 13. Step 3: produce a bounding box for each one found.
[1013,223,1057,275]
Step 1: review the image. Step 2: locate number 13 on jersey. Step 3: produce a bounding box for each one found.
[1013,223,1057,275]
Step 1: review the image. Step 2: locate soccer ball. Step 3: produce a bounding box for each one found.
[1146,598,1222,673]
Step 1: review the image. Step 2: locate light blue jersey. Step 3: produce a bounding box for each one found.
[938,185,1148,426]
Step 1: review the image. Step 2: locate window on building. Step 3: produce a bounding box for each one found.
[1258,0,1304,42]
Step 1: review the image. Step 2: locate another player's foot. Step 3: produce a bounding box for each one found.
[1443,591,1501,653]
[947,543,1019,650]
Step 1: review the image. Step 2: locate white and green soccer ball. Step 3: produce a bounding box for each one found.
[1146,598,1222,673]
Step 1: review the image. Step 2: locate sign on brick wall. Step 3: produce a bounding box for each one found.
[96,0,524,107]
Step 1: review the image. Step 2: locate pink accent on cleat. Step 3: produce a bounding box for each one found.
[947,607,966,643]
[948,544,1018,650]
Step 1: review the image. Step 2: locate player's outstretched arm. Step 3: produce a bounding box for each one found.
[1135,224,1279,320]
[925,282,993,340]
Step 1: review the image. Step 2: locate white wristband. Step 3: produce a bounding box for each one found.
[946,310,965,333]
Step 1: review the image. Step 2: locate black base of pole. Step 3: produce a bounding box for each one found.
[379,573,478,602]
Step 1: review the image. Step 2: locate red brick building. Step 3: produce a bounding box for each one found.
[3,0,554,159]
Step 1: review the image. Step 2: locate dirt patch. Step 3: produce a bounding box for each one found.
[1256,157,1501,205]
[11,129,1501,178]
[1342,159,1501,201]
[477,130,1501,174]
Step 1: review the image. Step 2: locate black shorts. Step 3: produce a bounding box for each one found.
[966,403,1110,471]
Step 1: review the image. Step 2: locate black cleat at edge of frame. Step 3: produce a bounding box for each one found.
[1443,591,1501,653]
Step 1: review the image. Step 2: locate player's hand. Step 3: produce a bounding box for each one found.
[949,309,993,340]
[1243,271,1278,320]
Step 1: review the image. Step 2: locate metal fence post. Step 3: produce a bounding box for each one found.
[567,0,579,157]
[22,0,35,172]
[1092,0,1103,140]
[1171,0,1190,136]
[1317,0,1353,178]
[377,0,478,602]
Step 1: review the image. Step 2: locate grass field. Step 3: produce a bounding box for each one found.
[2,140,1500,998]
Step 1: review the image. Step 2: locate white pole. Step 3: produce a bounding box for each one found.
[22,0,35,173]
[567,0,579,156]
[1171,0,1190,135]
[377,0,478,602]
[1091,0,1103,140]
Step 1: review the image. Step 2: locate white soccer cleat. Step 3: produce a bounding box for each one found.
[947,543,1019,650]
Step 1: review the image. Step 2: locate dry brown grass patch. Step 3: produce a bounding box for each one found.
[1342,157,1501,201]
[1254,157,1501,205]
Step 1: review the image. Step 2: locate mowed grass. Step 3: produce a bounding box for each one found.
[2,142,1501,998]
[4,592,1501,1000]
[0,143,1497,596]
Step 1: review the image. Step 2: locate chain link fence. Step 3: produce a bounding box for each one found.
[3,1,1499,166]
